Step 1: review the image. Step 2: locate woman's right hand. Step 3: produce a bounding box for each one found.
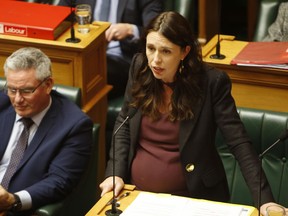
[99,176,125,197]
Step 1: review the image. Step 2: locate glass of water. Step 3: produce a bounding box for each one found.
[75,4,91,34]
[266,205,286,216]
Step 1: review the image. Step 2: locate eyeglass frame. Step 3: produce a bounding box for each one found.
[3,77,51,97]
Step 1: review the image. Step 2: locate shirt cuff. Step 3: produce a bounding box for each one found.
[15,190,32,210]
[131,24,140,40]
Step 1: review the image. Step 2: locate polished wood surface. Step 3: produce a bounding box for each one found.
[86,185,258,216]
[0,22,112,197]
[203,35,288,113]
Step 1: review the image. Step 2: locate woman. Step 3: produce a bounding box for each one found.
[100,11,283,214]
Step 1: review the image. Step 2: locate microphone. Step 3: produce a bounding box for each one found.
[105,107,137,216]
[257,129,288,216]
[210,0,225,60]
[259,130,288,159]
[66,0,81,43]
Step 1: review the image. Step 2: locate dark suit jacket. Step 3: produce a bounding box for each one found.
[58,0,164,57]
[0,91,93,212]
[105,54,274,205]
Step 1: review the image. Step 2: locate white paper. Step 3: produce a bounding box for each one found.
[120,192,249,216]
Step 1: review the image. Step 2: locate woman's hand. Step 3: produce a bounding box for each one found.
[99,176,125,197]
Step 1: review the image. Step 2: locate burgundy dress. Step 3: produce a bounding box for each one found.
[131,114,189,196]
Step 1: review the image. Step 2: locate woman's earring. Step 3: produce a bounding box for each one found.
[179,60,184,74]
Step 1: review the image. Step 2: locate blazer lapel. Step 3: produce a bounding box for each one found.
[179,97,204,152]
[0,108,15,158]
[117,0,128,21]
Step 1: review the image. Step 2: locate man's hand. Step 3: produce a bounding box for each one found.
[105,23,134,41]
[0,186,15,212]
[99,176,124,197]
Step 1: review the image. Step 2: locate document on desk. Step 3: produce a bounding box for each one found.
[121,192,250,216]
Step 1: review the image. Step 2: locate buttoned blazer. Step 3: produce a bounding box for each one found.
[58,0,164,57]
[0,91,93,210]
[105,54,274,205]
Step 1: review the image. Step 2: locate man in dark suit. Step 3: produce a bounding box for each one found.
[58,0,164,99]
[0,47,93,215]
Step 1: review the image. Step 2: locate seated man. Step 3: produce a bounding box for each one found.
[263,2,288,41]
[0,47,93,215]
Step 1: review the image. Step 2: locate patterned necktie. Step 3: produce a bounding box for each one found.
[1,118,34,189]
[99,0,111,21]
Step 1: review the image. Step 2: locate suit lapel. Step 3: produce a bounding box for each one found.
[0,108,16,158]
[179,97,204,152]
[117,0,128,21]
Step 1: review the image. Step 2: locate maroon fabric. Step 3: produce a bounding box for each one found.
[131,114,188,196]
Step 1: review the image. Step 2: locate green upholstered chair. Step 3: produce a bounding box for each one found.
[52,84,82,108]
[164,0,196,32]
[216,107,288,206]
[253,0,288,41]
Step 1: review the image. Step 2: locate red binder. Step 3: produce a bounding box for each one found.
[0,1,71,40]
[231,42,288,65]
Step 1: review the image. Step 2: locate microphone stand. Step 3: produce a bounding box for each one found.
[257,130,288,216]
[210,0,225,60]
[105,116,130,216]
[66,0,81,43]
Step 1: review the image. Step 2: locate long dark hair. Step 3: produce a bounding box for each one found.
[130,11,203,121]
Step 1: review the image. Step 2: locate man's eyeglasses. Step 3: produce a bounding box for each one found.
[3,77,50,97]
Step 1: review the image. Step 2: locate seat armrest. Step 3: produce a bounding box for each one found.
[34,202,63,216]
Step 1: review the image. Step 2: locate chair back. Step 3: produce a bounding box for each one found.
[216,107,288,206]
[253,0,288,41]
[164,0,196,33]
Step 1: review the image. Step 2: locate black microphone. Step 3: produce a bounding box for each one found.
[257,129,288,216]
[210,0,225,60]
[66,0,81,43]
[105,107,137,216]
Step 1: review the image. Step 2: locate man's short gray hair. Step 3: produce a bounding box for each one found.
[4,47,52,81]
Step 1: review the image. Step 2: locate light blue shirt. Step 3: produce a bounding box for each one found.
[94,0,139,57]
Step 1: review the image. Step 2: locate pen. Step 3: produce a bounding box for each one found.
[106,192,130,206]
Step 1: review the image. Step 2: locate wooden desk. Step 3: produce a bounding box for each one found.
[202,35,288,113]
[0,22,112,197]
[86,185,258,216]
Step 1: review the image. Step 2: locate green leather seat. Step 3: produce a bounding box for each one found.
[253,0,288,41]
[216,107,288,206]
[164,0,196,31]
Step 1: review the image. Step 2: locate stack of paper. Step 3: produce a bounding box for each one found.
[121,192,249,216]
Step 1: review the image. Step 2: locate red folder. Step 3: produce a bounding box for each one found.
[231,42,288,65]
[0,1,71,40]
